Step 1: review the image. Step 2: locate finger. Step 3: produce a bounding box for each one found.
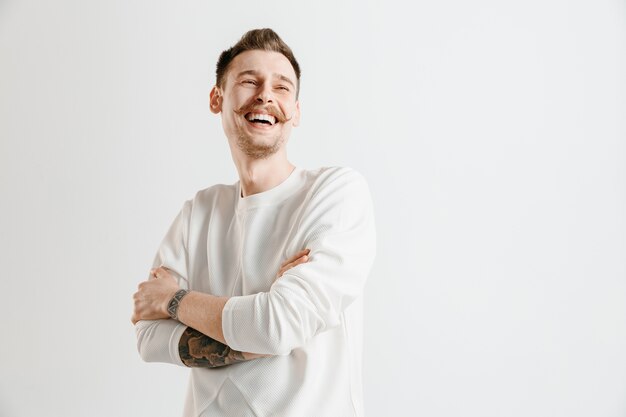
[278,254,309,277]
[287,254,309,268]
[279,257,303,274]
[280,249,311,268]
[283,249,310,265]
[276,250,311,278]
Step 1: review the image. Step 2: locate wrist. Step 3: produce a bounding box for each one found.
[166,289,190,320]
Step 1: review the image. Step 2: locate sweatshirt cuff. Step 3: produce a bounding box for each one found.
[135,319,187,366]
[222,294,256,352]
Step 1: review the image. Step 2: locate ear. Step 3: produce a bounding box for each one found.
[209,85,222,114]
[291,100,301,127]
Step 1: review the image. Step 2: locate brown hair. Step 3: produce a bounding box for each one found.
[216,28,301,98]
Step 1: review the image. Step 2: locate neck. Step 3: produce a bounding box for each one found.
[233,154,295,198]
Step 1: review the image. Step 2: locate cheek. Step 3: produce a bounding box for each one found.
[232,89,255,105]
[226,114,243,131]
[289,106,300,124]
[280,103,296,119]
[220,112,240,135]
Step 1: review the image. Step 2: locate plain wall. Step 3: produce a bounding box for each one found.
[1,0,625,416]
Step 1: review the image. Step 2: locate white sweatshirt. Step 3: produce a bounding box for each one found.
[135,166,377,417]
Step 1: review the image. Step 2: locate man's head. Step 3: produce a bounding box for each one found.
[215,28,301,99]
[210,29,302,160]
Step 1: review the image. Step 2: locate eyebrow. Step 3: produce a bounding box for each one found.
[235,70,296,89]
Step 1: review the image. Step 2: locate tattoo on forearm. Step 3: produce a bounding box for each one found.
[178,327,247,368]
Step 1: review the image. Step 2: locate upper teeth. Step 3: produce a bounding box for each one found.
[246,113,276,125]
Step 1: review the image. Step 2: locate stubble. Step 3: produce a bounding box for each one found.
[236,131,285,159]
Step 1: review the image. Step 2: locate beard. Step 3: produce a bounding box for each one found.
[235,130,285,160]
[232,102,292,159]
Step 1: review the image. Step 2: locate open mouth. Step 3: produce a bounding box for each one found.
[245,112,277,127]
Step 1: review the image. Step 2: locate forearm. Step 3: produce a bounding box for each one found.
[174,291,271,367]
[178,326,267,368]
[136,317,267,368]
[176,291,228,345]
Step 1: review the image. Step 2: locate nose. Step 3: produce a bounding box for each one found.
[255,82,273,104]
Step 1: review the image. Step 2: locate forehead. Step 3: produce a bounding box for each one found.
[227,50,297,83]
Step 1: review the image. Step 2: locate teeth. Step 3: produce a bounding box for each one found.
[245,113,276,125]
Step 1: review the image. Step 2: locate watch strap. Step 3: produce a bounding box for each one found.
[167,289,190,320]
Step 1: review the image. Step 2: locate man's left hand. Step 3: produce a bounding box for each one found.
[132,267,180,324]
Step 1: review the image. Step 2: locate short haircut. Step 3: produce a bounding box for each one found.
[215,28,301,98]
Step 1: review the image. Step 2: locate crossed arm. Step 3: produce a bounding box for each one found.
[178,327,262,367]
[133,249,310,368]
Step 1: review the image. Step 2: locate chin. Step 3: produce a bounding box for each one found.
[236,133,285,159]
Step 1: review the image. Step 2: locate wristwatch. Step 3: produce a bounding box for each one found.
[167,289,190,320]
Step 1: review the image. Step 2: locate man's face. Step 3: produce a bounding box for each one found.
[210,50,301,160]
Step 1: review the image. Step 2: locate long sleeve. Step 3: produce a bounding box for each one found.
[135,200,192,365]
[222,168,377,355]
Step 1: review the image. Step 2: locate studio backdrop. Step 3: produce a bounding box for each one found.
[1,1,625,416]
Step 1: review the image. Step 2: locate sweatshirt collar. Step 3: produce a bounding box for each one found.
[236,166,303,211]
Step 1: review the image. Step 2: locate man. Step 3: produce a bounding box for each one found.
[132,28,376,417]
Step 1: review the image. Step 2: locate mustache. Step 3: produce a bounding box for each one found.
[234,104,292,124]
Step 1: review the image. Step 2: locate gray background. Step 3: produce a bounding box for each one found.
[1,0,625,416]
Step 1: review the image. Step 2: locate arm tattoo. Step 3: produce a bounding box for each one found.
[178,327,248,368]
